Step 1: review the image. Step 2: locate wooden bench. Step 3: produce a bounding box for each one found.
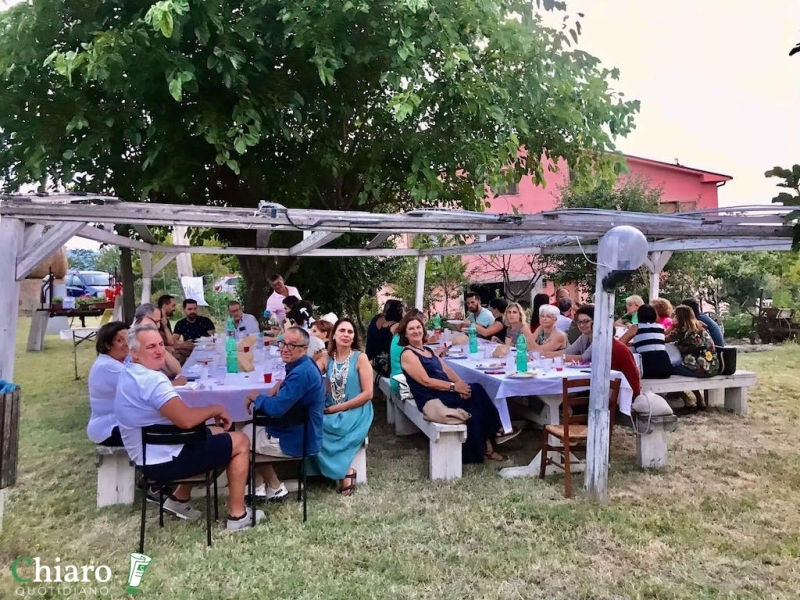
[630,371,758,469]
[641,370,757,415]
[95,445,135,507]
[380,377,467,481]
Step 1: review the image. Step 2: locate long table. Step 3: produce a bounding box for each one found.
[178,345,277,422]
[442,351,633,478]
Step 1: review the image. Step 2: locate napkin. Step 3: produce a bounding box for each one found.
[237,334,257,352]
[237,351,255,373]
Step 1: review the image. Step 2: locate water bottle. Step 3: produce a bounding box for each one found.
[516,334,528,373]
[432,313,442,331]
[468,322,478,354]
[225,325,238,374]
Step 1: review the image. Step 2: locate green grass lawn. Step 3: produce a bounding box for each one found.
[1,318,799,599]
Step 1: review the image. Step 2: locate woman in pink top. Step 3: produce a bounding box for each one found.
[650,297,674,330]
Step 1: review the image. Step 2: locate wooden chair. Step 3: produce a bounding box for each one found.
[539,378,621,498]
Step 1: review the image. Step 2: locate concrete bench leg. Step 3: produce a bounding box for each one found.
[394,405,418,436]
[706,388,724,408]
[352,444,368,484]
[724,387,747,415]
[429,434,463,481]
[386,396,396,426]
[635,421,672,469]
[96,452,136,507]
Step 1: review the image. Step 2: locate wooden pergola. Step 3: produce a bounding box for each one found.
[0,193,794,506]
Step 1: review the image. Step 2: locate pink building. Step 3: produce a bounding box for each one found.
[464,154,732,302]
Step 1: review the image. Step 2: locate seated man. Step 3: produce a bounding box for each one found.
[229,301,260,336]
[115,324,264,530]
[158,294,195,365]
[245,327,325,500]
[174,298,216,342]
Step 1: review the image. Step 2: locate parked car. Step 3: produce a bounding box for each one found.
[65,270,113,298]
[213,274,240,297]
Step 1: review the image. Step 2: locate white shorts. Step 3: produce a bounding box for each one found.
[243,425,289,458]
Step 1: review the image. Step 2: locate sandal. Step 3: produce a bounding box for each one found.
[339,470,357,496]
[484,451,508,462]
[495,426,522,445]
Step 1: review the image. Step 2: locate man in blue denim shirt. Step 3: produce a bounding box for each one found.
[245,327,324,501]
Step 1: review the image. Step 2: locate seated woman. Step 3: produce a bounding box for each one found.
[529,293,550,331]
[650,297,675,330]
[503,302,532,346]
[87,321,130,446]
[556,304,595,362]
[528,305,567,353]
[474,298,507,341]
[133,303,185,384]
[366,299,404,377]
[631,304,672,379]
[310,319,333,350]
[287,303,325,359]
[619,295,644,325]
[666,305,719,378]
[311,318,374,495]
[399,315,505,463]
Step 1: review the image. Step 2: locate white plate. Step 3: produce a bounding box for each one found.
[476,362,505,370]
[446,319,464,325]
[507,371,535,379]
[565,363,590,369]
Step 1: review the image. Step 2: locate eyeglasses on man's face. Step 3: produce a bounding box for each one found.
[277,340,308,350]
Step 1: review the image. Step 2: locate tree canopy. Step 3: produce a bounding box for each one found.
[0,0,639,312]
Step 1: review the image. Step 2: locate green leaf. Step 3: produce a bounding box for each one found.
[168,77,182,101]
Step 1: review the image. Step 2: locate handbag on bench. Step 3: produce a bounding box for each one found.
[717,346,737,376]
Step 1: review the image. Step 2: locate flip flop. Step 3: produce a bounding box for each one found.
[495,426,522,445]
[339,470,357,496]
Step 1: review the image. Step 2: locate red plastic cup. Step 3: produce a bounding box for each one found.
[243,346,250,353]
[263,372,272,384]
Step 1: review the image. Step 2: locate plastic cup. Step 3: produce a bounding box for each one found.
[554,357,564,372]
[243,346,250,353]
[263,372,272,384]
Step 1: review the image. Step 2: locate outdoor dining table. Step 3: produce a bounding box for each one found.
[176,343,278,423]
[441,343,633,478]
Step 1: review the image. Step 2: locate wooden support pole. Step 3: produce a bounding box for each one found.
[140,251,153,305]
[414,256,428,311]
[120,247,136,326]
[585,260,614,503]
[0,218,24,381]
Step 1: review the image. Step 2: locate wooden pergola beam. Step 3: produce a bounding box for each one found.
[16,221,86,280]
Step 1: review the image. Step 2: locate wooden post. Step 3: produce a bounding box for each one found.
[140,251,153,305]
[173,225,194,279]
[646,251,673,300]
[120,247,136,325]
[414,256,428,311]
[0,218,24,382]
[585,260,614,503]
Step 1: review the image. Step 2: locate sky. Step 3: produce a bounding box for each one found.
[3,0,798,248]
[558,0,800,207]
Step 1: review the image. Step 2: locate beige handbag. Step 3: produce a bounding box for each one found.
[421,398,472,425]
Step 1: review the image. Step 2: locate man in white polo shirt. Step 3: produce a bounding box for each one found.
[265,273,301,326]
[115,324,265,531]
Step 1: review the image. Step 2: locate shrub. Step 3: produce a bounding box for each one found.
[722,313,751,340]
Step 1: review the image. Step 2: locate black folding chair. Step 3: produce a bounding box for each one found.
[247,403,312,526]
[138,424,219,553]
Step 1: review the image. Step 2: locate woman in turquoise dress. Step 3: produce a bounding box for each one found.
[311,318,374,495]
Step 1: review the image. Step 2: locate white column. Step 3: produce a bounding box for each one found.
[585,251,614,503]
[140,251,153,305]
[414,256,428,311]
[0,217,25,381]
[173,226,193,279]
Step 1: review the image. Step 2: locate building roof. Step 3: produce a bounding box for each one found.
[624,154,733,183]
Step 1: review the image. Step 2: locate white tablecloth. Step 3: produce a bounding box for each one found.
[443,356,633,431]
[178,347,277,422]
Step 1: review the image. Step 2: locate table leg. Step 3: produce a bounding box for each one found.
[72,331,79,381]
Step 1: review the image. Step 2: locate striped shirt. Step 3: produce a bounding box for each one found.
[632,323,666,354]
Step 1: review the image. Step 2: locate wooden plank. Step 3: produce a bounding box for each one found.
[132,224,157,244]
[16,221,86,280]
[150,253,175,277]
[77,225,154,252]
[288,231,343,256]
[365,233,393,249]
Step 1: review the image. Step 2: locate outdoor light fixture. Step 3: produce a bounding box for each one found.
[597,225,648,292]
[256,200,288,218]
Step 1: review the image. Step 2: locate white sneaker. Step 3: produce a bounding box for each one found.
[264,483,288,503]
[162,497,203,522]
[226,507,266,532]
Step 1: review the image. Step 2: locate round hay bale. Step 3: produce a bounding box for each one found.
[27,246,68,279]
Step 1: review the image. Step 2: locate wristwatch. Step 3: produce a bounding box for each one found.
[449,382,456,392]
